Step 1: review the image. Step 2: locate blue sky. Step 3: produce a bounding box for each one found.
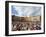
[11,5,41,17]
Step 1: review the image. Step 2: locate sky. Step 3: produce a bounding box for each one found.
[11,5,41,17]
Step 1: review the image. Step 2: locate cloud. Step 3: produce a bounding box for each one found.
[11,5,41,17]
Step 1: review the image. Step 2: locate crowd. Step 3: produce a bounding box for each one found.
[12,21,41,31]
